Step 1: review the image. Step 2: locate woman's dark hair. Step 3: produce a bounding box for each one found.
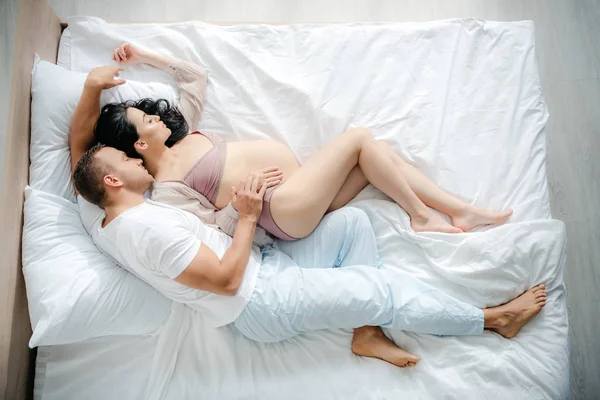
[94,98,188,158]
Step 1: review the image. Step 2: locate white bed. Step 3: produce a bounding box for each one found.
[31,17,568,400]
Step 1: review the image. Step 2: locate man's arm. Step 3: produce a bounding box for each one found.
[175,216,258,295]
[174,173,266,295]
[69,66,125,174]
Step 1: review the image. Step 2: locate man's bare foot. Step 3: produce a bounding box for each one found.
[351,326,421,368]
[411,213,463,234]
[487,284,547,338]
[451,207,513,232]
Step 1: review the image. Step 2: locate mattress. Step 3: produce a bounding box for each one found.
[36,17,568,400]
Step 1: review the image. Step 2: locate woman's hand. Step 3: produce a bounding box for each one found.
[112,43,147,65]
[84,66,126,90]
[231,167,282,216]
[257,167,283,190]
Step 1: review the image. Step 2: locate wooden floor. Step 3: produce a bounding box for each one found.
[46,0,600,398]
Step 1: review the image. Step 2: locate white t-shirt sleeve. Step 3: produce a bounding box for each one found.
[152,226,202,279]
[77,195,105,233]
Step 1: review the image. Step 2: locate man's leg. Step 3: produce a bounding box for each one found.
[266,208,420,367]
[275,207,380,269]
[235,262,546,346]
[239,208,544,367]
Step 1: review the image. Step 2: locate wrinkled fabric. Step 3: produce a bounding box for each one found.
[50,18,569,400]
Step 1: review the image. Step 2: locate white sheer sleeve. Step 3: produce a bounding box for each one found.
[167,58,208,131]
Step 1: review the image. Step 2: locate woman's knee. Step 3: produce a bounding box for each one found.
[343,127,374,144]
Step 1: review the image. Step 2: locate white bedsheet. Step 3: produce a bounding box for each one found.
[39,17,568,399]
[34,335,157,400]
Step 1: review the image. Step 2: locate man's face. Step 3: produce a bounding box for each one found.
[96,147,153,194]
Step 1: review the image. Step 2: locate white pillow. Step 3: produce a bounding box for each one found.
[30,59,178,202]
[22,186,172,347]
[57,28,72,69]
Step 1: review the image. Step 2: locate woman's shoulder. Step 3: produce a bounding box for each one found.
[152,180,192,195]
[151,181,216,209]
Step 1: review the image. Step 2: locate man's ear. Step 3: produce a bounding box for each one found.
[134,140,148,152]
[104,174,124,189]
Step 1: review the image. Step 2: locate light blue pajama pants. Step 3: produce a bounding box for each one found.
[234,208,484,343]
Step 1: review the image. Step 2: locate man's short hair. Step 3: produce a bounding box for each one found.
[73,144,110,209]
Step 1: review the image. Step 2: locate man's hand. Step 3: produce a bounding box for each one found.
[112,42,148,65]
[176,173,274,296]
[231,173,268,221]
[85,66,126,90]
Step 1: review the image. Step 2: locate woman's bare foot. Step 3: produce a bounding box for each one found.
[351,326,421,368]
[485,284,547,338]
[411,213,463,234]
[451,207,513,232]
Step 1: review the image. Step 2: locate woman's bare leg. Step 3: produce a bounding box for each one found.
[377,142,513,231]
[327,166,369,212]
[321,142,513,232]
[271,128,460,238]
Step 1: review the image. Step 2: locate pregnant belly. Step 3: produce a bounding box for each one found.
[213,140,301,208]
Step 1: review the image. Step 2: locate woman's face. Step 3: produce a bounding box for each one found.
[126,107,171,148]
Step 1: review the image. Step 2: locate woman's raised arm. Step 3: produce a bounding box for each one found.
[113,42,208,131]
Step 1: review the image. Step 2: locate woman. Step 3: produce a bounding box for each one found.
[95,42,512,242]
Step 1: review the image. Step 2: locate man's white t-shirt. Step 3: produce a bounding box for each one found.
[78,196,261,327]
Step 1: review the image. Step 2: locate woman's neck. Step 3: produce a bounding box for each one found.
[142,146,177,179]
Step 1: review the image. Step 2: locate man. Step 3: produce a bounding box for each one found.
[69,67,546,368]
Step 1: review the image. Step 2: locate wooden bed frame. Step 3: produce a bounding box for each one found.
[0,0,62,398]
